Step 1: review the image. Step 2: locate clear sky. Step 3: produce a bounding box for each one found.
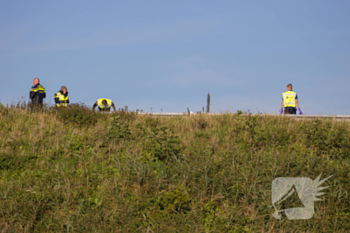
[1,0,349,114]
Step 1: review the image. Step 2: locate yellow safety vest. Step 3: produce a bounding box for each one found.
[282,91,297,108]
[55,92,69,107]
[97,98,112,109]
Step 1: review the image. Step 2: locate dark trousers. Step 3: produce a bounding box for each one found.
[29,100,43,111]
[284,107,296,114]
[99,108,111,112]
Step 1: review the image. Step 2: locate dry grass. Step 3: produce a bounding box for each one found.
[0,106,349,232]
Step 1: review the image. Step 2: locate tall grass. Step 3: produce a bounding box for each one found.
[0,105,349,232]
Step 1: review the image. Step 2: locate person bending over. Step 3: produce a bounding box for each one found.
[92,98,116,112]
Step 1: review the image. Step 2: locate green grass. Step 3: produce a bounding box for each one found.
[0,105,349,232]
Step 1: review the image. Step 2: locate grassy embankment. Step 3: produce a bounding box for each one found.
[0,105,349,232]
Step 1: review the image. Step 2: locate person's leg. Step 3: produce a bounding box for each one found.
[284,107,296,114]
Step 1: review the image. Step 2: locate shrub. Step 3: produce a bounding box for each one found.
[193,119,208,130]
[56,103,98,128]
[145,117,160,128]
[156,185,191,213]
[106,115,131,142]
[141,126,182,162]
[303,120,350,158]
[111,106,139,122]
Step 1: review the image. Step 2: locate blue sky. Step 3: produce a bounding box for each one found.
[1,0,349,114]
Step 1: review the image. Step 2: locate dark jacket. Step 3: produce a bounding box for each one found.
[30,83,46,105]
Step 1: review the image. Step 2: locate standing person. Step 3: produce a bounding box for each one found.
[54,86,69,107]
[281,84,303,115]
[92,98,116,112]
[29,77,46,107]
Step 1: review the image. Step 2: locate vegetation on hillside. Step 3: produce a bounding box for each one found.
[0,104,349,232]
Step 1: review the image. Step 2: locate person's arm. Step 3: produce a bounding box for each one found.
[295,99,303,114]
[295,95,303,114]
[92,102,98,110]
[111,102,116,111]
[54,93,59,104]
[30,88,36,100]
[280,100,284,114]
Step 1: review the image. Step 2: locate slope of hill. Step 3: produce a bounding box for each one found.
[0,105,349,232]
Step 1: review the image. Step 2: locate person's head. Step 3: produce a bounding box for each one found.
[102,99,107,106]
[287,83,293,91]
[61,86,67,94]
[33,78,40,86]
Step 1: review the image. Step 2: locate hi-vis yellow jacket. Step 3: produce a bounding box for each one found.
[282,91,297,108]
[54,91,69,107]
[97,98,112,109]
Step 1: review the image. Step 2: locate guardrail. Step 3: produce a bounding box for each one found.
[280,114,350,121]
[135,112,350,120]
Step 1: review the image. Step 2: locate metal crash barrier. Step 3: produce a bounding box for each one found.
[131,112,350,120]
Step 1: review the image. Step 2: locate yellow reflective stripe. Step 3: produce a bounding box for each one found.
[106,99,112,107]
[31,85,46,93]
[55,92,63,101]
[97,99,103,107]
[37,85,45,93]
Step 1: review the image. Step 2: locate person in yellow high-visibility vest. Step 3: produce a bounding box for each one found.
[92,98,116,112]
[281,84,303,115]
[54,86,69,107]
